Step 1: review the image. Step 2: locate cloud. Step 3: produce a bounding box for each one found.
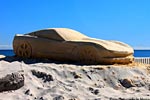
[0,45,12,49]
[133,46,150,50]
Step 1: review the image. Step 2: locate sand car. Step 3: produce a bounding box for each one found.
[13,28,134,64]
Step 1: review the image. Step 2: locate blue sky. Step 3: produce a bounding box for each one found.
[0,0,150,49]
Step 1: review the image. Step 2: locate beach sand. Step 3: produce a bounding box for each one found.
[0,56,150,100]
[0,55,5,59]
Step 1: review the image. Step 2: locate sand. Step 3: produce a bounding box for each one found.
[0,57,150,100]
[0,55,5,59]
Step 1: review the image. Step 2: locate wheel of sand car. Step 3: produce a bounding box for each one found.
[76,46,97,64]
[16,42,32,58]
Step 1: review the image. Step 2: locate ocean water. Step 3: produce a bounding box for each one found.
[134,50,150,57]
[0,50,15,56]
[0,50,150,57]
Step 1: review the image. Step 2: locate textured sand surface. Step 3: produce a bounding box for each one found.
[0,58,150,100]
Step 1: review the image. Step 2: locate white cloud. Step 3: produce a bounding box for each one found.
[133,46,150,50]
[0,45,12,50]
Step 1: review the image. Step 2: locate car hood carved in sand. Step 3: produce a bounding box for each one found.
[78,38,134,55]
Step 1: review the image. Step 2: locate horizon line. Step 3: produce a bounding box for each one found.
[0,45,150,50]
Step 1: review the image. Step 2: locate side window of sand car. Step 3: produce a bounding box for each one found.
[30,30,64,41]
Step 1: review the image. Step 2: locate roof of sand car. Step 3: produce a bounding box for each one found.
[26,28,89,41]
[50,28,89,41]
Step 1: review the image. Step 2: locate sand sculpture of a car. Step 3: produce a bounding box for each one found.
[13,28,134,64]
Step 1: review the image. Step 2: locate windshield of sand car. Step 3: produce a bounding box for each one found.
[54,28,89,41]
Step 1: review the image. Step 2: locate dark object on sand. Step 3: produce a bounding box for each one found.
[0,72,24,92]
[119,79,135,88]
[13,28,134,64]
[31,70,53,82]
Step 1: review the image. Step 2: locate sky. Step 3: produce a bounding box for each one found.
[0,0,150,49]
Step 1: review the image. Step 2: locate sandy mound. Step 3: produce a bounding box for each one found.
[0,58,150,100]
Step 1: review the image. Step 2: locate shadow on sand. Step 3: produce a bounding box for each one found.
[0,55,95,66]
